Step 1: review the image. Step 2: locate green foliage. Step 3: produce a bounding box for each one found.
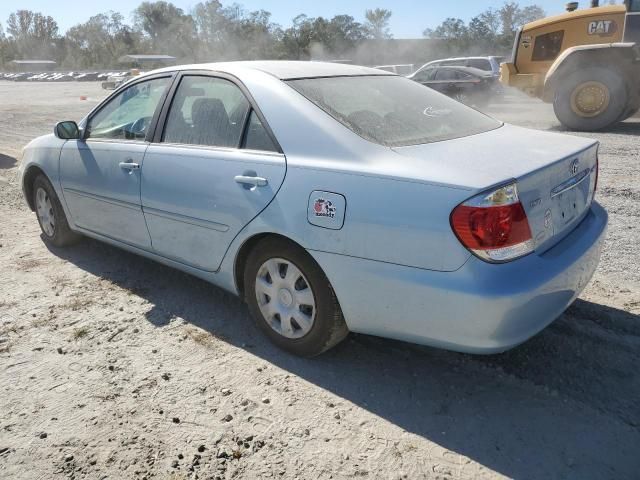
[280,13,366,60]
[364,8,393,40]
[0,1,544,69]
[423,2,546,56]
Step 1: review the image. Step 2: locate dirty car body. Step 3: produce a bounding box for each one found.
[19,61,607,355]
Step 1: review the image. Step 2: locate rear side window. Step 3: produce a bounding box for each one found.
[243,111,278,152]
[288,76,501,147]
[532,31,564,61]
[163,76,249,147]
[435,69,458,81]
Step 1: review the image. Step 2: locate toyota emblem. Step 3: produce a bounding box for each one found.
[570,159,579,175]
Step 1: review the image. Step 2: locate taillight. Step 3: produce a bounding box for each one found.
[450,182,534,262]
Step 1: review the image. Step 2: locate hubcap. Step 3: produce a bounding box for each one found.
[255,258,316,339]
[454,92,468,104]
[570,81,610,118]
[35,187,55,237]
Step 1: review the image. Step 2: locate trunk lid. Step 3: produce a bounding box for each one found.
[392,124,598,253]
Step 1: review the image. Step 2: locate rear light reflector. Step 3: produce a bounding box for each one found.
[450,182,534,262]
[592,155,599,201]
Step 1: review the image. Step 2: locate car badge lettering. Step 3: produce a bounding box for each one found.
[587,20,617,36]
[570,159,579,175]
[313,198,336,219]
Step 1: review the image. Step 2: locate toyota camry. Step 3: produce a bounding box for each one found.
[19,61,608,356]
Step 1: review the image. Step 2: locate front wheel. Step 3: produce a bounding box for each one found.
[244,238,348,357]
[33,175,80,247]
[553,67,628,131]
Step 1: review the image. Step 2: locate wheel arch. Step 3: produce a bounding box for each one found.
[22,165,48,211]
[234,232,308,300]
[543,44,638,102]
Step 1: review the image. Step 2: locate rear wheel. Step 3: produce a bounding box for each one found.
[553,67,627,131]
[33,175,80,247]
[244,237,348,357]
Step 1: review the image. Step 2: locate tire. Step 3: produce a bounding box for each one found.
[32,175,81,247]
[553,67,628,131]
[619,106,639,122]
[244,237,349,357]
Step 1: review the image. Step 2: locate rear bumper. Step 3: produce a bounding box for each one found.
[310,202,608,354]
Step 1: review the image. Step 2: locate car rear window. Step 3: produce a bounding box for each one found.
[287,76,501,147]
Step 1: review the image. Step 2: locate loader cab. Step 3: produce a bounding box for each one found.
[502,4,627,96]
[515,5,626,74]
[624,0,640,43]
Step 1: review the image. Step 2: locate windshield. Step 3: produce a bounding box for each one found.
[288,76,501,147]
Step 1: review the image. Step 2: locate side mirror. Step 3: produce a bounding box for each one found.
[54,121,81,140]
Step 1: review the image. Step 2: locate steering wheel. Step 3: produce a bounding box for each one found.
[129,116,150,139]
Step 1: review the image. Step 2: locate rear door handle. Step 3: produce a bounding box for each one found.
[234,175,268,187]
[119,161,140,170]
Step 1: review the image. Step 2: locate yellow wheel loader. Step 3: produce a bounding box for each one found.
[501,0,640,130]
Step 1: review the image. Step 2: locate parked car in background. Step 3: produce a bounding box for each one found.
[101,73,128,90]
[20,61,606,357]
[408,65,501,107]
[374,64,414,75]
[413,56,505,77]
[101,69,141,90]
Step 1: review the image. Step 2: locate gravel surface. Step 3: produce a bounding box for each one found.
[0,82,639,479]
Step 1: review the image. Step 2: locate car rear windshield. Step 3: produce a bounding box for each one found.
[287,76,501,147]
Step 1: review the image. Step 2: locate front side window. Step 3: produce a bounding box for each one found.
[413,68,436,82]
[87,77,170,140]
[532,31,564,61]
[163,76,250,148]
[288,76,501,147]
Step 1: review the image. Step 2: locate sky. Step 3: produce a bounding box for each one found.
[0,0,573,39]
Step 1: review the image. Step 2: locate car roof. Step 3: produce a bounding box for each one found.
[426,65,494,77]
[429,56,495,63]
[149,60,394,80]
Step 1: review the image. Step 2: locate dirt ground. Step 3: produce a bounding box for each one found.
[0,81,639,480]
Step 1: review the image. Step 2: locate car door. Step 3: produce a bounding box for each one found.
[59,75,173,248]
[433,68,459,94]
[140,73,286,272]
[454,70,474,95]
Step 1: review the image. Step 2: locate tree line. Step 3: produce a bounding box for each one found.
[0,1,545,70]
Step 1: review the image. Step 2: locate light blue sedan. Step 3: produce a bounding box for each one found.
[19,61,607,356]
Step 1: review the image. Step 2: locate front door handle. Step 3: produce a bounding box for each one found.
[119,161,140,171]
[234,175,268,188]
